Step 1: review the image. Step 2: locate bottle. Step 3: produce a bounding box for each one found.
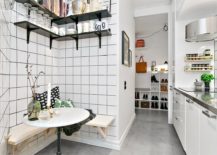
[53,0,60,16]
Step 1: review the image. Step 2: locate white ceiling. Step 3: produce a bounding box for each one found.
[135,14,168,35]
[178,0,217,20]
[133,0,171,9]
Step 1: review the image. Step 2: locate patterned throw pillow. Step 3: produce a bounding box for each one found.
[54,99,74,108]
[51,86,60,106]
[35,86,60,110]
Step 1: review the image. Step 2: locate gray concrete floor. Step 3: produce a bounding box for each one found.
[37,110,186,155]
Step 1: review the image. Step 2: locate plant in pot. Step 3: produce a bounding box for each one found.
[201,73,215,92]
[26,55,45,121]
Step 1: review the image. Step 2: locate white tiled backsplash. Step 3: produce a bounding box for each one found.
[0,0,118,153]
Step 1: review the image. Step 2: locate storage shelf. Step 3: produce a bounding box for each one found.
[14,21,59,38]
[161,91,168,93]
[185,56,213,62]
[185,70,213,72]
[14,21,111,49]
[55,29,111,41]
[52,9,112,25]
[185,66,213,72]
[135,107,168,111]
[15,0,58,18]
[135,99,168,102]
[136,47,147,50]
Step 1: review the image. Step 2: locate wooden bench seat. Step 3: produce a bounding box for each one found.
[86,115,114,138]
[7,124,55,155]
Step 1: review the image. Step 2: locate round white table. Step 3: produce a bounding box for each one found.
[23,108,90,155]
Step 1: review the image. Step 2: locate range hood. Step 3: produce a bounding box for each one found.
[185,16,217,42]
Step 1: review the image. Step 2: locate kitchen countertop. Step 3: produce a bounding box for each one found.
[174,87,217,115]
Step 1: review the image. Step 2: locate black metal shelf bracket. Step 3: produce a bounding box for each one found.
[50,36,53,49]
[72,36,79,50]
[71,17,79,32]
[96,13,102,21]
[27,27,38,44]
[96,32,102,48]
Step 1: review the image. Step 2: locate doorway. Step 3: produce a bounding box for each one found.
[134,13,170,122]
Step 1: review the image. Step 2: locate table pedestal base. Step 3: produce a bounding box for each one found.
[57,127,62,155]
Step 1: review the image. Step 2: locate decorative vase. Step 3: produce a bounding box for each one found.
[27,99,41,121]
[204,82,210,92]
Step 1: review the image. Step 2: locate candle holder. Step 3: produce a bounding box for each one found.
[47,106,54,118]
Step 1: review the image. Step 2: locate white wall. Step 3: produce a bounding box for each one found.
[118,0,136,144]
[136,30,168,67]
[175,19,214,88]
[135,30,168,88]
[174,0,217,88]
[0,2,10,155]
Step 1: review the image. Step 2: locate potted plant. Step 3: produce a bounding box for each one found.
[26,55,45,121]
[201,73,215,92]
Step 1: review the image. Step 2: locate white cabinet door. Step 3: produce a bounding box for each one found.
[200,109,217,155]
[186,98,200,155]
[173,90,186,150]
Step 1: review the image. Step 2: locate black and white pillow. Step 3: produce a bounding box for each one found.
[35,86,60,110]
[51,86,60,106]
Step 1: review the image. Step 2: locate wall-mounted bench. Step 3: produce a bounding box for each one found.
[7,124,55,155]
[86,115,114,138]
[7,115,114,154]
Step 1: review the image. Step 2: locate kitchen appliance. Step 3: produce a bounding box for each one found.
[194,79,203,91]
[186,16,217,42]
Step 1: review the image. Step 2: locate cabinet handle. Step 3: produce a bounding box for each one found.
[202,111,217,119]
[175,117,183,122]
[186,99,194,104]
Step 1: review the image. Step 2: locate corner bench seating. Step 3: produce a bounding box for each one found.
[86,115,114,138]
[7,115,114,154]
[8,124,56,155]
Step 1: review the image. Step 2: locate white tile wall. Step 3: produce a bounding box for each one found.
[0,0,119,153]
[59,0,119,140]
[0,1,11,154]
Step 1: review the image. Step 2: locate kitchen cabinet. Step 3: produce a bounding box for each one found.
[200,107,217,155]
[173,89,217,155]
[173,90,186,150]
[186,98,200,155]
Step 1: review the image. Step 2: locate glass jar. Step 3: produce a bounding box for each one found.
[17,3,28,22]
[43,14,50,30]
[72,0,87,15]
[66,23,77,34]
[30,7,38,24]
[37,10,44,27]
[83,22,89,32]
[24,3,32,20]
[89,20,96,32]
[77,23,83,33]
[67,0,73,16]
[90,0,102,12]
[47,16,53,31]
[59,25,66,36]
[51,23,59,34]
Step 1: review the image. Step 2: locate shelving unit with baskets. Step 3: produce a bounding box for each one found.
[135,72,168,111]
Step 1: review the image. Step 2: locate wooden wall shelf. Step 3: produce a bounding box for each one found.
[185,56,213,62]
[184,66,213,72]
